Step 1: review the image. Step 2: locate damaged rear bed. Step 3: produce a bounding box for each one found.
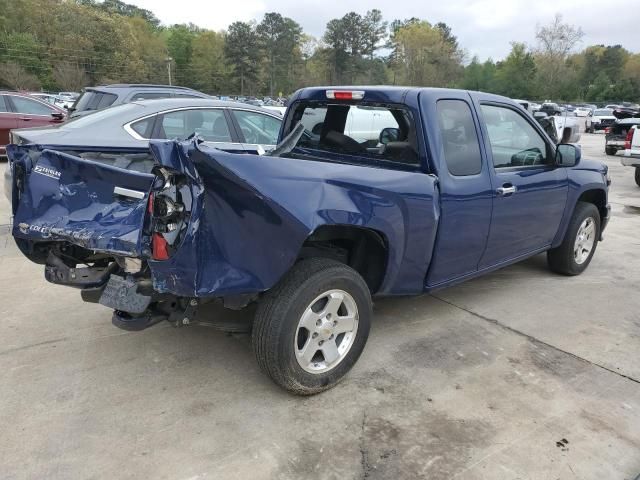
[7,138,438,329]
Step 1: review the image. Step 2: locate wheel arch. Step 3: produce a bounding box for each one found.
[552,186,608,248]
[296,224,389,294]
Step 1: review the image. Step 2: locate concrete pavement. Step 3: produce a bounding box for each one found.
[0,132,639,479]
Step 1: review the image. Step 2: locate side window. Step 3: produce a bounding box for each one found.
[96,93,117,109]
[129,116,155,138]
[158,109,231,142]
[481,104,549,168]
[436,100,482,176]
[233,110,281,145]
[0,95,8,112]
[10,96,54,115]
[131,92,171,101]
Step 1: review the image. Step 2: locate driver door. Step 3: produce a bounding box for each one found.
[477,102,568,268]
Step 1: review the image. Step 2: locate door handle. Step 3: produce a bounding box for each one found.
[496,185,517,196]
[19,117,32,121]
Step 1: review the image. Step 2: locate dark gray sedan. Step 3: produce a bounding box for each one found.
[5,98,283,200]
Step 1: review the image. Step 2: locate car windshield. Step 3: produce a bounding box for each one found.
[594,109,612,116]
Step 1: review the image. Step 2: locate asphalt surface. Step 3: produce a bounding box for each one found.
[0,131,639,479]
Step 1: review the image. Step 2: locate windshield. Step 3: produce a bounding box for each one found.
[594,109,612,116]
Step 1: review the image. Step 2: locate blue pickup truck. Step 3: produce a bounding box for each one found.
[7,86,610,394]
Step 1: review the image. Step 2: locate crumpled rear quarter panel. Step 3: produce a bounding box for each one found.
[148,141,439,298]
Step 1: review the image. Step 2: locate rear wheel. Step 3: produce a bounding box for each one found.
[635,167,640,187]
[252,258,371,395]
[605,146,616,156]
[547,202,600,275]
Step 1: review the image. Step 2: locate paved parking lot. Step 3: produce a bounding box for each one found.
[1,132,639,479]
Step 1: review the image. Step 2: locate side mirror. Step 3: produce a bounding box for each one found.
[51,112,65,121]
[379,127,400,145]
[556,143,581,167]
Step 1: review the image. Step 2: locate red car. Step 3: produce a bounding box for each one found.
[0,91,66,156]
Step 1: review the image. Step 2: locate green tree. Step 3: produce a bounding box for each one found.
[462,56,496,92]
[494,42,537,98]
[167,24,199,86]
[188,31,227,93]
[390,21,463,87]
[224,21,260,94]
[257,13,303,96]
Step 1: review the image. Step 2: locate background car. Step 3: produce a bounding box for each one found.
[605,118,640,155]
[29,92,74,110]
[574,106,591,117]
[5,98,283,200]
[585,108,616,133]
[0,91,66,156]
[68,84,211,119]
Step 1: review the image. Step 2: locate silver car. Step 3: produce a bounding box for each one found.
[5,98,283,200]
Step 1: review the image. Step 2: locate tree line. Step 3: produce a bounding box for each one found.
[0,0,638,102]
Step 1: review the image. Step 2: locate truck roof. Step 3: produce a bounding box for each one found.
[292,86,513,105]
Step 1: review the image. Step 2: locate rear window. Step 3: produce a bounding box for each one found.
[594,109,612,116]
[290,103,419,165]
[0,95,8,112]
[130,92,172,101]
[72,91,117,113]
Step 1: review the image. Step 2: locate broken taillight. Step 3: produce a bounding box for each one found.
[151,233,169,260]
[625,128,635,150]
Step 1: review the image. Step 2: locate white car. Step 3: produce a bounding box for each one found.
[29,92,73,110]
[585,108,616,133]
[621,125,640,186]
[574,107,591,117]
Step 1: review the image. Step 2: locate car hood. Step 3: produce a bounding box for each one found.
[576,157,607,174]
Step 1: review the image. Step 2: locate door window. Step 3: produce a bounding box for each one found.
[436,100,482,176]
[481,104,549,168]
[10,96,54,115]
[233,110,281,145]
[158,109,231,142]
[129,116,155,138]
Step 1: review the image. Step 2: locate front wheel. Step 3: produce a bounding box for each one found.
[547,201,600,275]
[252,258,372,395]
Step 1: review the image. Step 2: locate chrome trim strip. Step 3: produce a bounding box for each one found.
[114,186,145,199]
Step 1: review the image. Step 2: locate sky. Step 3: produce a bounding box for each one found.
[127,0,639,61]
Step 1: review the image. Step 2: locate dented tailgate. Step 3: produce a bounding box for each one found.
[9,145,155,256]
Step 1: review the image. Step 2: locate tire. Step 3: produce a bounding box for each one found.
[252,258,372,395]
[635,167,640,187]
[547,201,600,276]
[605,146,616,156]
